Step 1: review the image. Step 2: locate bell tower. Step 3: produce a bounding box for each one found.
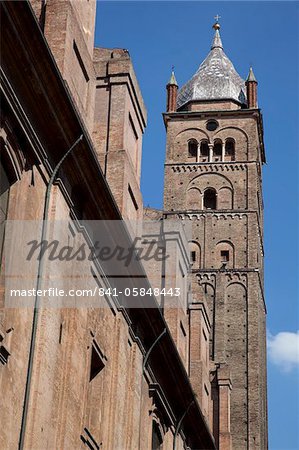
[163,21,268,450]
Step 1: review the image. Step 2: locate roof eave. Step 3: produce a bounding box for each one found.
[177,97,247,112]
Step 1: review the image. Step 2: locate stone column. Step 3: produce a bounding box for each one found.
[208,144,213,162]
[222,143,225,161]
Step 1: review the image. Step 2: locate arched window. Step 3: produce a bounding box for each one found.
[188,140,198,158]
[203,188,217,210]
[200,140,209,158]
[225,139,235,161]
[213,139,222,160]
[187,187,201,210]
[218,186,233,209]
[216,241,235,268]
[189,241,201,268]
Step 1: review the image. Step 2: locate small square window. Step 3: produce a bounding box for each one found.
[221,250,229,262]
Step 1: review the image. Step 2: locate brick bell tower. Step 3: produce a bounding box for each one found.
[163,20,268,450]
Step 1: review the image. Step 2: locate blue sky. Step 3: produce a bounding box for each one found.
[95,2,299,448]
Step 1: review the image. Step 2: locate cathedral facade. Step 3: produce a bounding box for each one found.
[0,2,267,449]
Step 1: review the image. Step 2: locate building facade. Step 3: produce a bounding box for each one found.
[0,2,267,449]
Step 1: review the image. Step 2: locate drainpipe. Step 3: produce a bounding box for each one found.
[173,400,194,450]
[159,219,166,313]
[104,70,112,177]
[18,134,83,450]
[142,328,167,372]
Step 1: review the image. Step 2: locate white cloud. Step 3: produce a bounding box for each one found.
[267,330,299,373]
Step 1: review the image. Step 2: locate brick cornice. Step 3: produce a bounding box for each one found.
[163,107,261,120]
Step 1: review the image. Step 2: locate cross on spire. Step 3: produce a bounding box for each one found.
[213,15,221,31]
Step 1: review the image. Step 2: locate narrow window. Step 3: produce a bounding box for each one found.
[221,250,229,262]
[58,323,63,344]
[203,189,217,210]
[200,140,209,158]
[213,140,222,160]
[188,140,197,158]
[190,251,196,263]
[225,139,235,160]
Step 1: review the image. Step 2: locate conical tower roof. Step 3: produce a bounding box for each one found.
[246,66,257,83]
[168,69,178,86]
[177,24,246,109]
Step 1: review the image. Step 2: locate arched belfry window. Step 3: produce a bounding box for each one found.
[188,139,198,158]
[225,139,235,161]
[203,188,217,210]
[213,139,222,160]
[200,140,209,158]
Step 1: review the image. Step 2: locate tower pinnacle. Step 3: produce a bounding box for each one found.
[246,66,258,108]
[211,17,223,50]
[168,67,178,86]
[246,66,257,83]
[166,67,178,112]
